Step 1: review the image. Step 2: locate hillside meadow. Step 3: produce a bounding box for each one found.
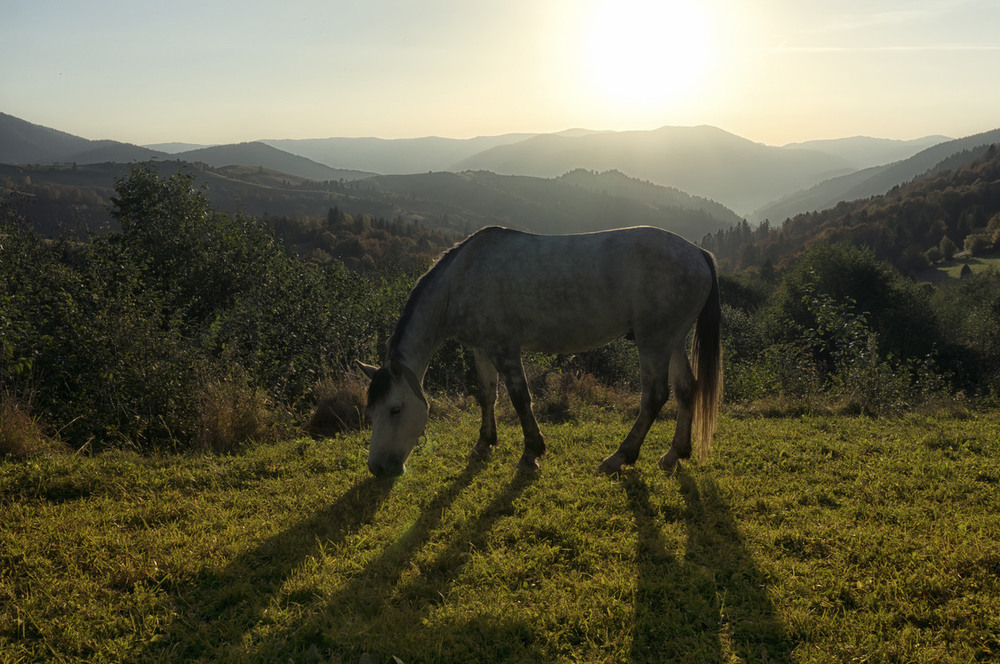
[3,406,998,663]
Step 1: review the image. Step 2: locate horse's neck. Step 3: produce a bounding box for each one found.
[391,278,449,380]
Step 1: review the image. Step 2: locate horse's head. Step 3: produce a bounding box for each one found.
[356,358,429,478]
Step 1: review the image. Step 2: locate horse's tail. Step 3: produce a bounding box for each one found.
[690,249,723,461]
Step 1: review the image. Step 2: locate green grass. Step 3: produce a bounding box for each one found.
[2,406,999,663]
[920,250,1000,282]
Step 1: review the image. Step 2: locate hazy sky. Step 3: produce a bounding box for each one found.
[3,0,999,146]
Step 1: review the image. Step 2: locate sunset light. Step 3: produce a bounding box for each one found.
[577,0,717,112]
[3,0,1000,148]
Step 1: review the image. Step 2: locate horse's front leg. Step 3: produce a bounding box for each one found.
[471,347,498,456]
[491,350,545,471]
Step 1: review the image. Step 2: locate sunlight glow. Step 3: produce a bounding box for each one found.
[577,0,717,112]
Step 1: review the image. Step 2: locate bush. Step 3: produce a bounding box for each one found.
[1,167,417,452]
[196,374,278,453]
[0,391,64,458]
[761,243,940,367]
[930,269,1000,395]
[305,373,369,436]
[964,233,992,255]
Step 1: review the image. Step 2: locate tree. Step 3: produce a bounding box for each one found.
[110,164,280,329]
[939,235,958,261]
[964,233,990,255]
[761,243,939,364]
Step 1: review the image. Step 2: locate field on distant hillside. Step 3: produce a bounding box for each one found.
[917,251,1000,283]
[942,252,1000,279]
[3,407,999,663]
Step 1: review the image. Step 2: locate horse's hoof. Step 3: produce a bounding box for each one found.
[517,453,540,472]
[472,439,494,457]
[598,455,625,476]
[658,450,680,472]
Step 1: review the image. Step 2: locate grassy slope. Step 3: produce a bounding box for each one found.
[919,251,1000,283]
[2,408,999,663]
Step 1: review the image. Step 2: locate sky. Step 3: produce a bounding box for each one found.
[2,0,999,147]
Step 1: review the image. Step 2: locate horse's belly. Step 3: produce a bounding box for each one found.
[517,301,631,354]
[521,327,626,354]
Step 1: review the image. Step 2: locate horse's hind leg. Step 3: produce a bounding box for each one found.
[491,349,545,471]
[659,344,695,471]
[598,348,670,475]
[472,347,498,456]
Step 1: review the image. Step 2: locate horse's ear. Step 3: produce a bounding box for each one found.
[389,357,402,378]
[355,360,378,380]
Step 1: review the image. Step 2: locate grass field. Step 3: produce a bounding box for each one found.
[2,406,999,663]
[919,250,1000,283]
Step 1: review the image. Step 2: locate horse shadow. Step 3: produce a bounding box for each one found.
[140,454,538,662]
[250,460,541,661]
[623,468,793,663]
[138,473,399,661]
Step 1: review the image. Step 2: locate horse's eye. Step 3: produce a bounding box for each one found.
[389,406,403,416]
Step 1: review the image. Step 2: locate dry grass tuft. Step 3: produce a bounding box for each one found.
[522,370,639,424]
[197,378,277,453]
[0,391,66,458]
[306,373,369,436]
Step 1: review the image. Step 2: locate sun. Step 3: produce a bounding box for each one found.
[577,0,716,111]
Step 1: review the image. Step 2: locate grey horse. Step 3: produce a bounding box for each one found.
[357,225,722,478]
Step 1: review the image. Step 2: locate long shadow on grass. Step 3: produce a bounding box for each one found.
[623,469,793,663]
[141,474,398,662]
[253,460,541,662]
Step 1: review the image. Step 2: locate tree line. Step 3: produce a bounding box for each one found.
[702,146,1000,275]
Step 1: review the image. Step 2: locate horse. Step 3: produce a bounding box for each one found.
[356,225,722,478]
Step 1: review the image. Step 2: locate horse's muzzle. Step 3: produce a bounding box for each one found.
[368,457,405,478]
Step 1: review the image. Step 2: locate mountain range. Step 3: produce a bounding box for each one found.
[750,129,1000,222]
[3,111,999,224]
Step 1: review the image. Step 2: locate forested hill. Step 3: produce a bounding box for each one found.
[0,161,738,242]
[702,145,1000,274]
[357,169,739,239]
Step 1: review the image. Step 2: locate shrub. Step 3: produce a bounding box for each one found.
[196,374,278,453]
[725,343,822,403]
[964,233,992,255]
[761,243,940,368]
[569,338,641,390]
[930,269,1000,395]
[306,373,369,436]
[0,391,64,458]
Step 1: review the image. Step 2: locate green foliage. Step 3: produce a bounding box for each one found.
[706,146,1000,275]
[931,268,1000,394]
[1,166,424,451]
[764,244,938,360]
[964,232,992,255]
[111,165,280,330]
[718,244,972,411]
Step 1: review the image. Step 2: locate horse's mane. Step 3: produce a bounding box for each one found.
[387,226,514,358]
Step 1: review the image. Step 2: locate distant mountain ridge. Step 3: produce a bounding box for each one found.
[1,161,739,242]
[144,142,211,154]
[450,125,856,214]
[0,112,167,164]
[753,128,1000,222]
[782,135,950,170]
[171,142,373,182]
[262,134,536,174]
[6,111,995,225]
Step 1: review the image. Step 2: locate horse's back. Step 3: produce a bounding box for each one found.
[464,226,709,293]
[448,226,713,352]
